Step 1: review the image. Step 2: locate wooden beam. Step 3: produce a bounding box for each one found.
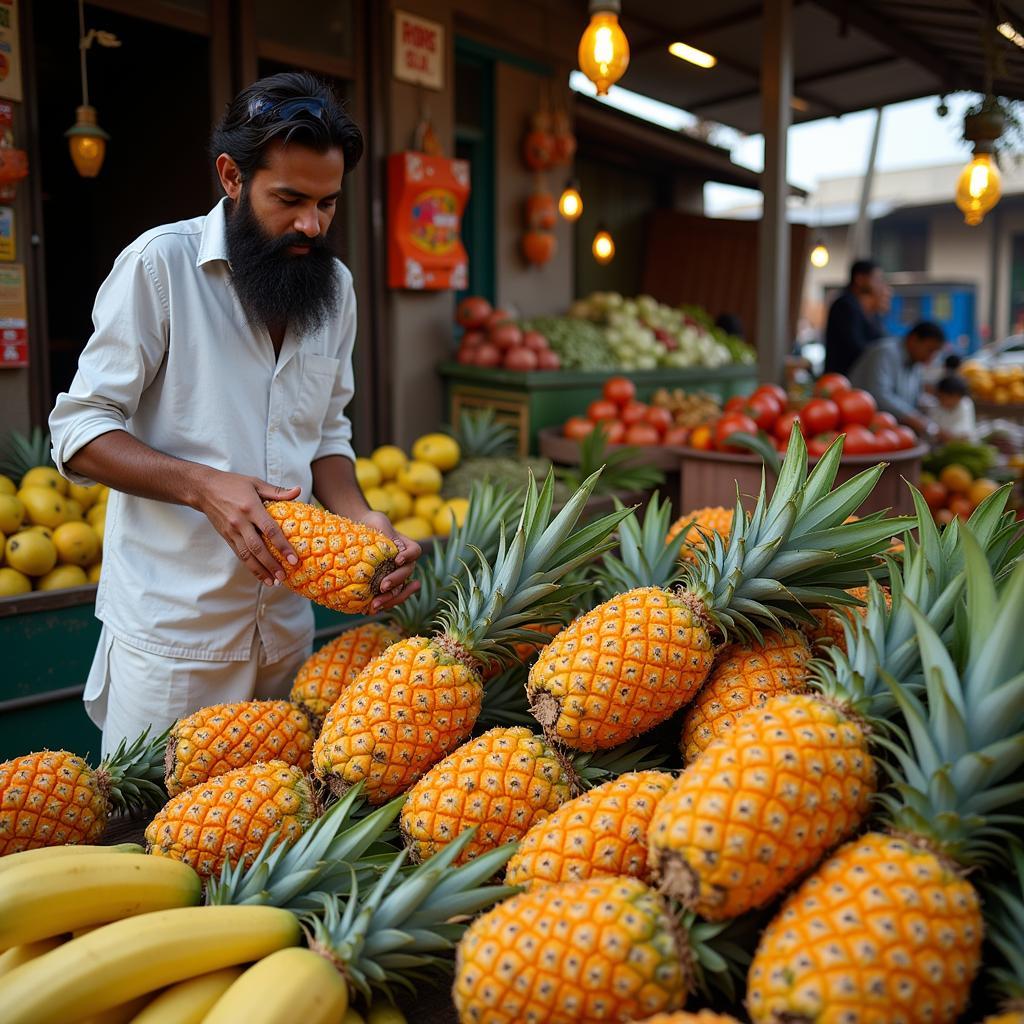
[629,5,764,55]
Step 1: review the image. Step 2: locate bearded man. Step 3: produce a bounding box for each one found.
[49,72,421,755]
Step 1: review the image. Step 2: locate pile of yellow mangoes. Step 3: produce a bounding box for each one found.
[0,467,107,597]
[354,433,468,543]
[962,360,1024,404]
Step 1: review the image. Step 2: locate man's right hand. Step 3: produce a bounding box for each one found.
[194,470,301,586]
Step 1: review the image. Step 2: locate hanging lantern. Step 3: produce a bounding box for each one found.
[809,240,830,268]
[578,0,630,96]
[522,229,557,266]
[558,181,583,221]
[521,111,555,172]
[66,104,110,178]
[550,109,577,166]
[955,101,1005,226]
[592,225,615,264]
[525,189,558,230]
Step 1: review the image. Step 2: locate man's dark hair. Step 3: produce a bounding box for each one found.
[715,313,744,339]
[210,71,363,179]
[937,374,968,397]
[944,353,963,371]
[849,259,878,287]
[908,321,946,344]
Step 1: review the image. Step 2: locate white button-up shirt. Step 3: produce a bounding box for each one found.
[49,199,358,662]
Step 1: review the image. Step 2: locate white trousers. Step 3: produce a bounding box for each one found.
[84,626,312,758]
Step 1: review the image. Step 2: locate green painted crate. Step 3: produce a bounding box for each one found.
[438,361,758,454]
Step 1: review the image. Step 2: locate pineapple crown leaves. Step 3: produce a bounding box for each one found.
[97,726,169,815]
[874,533,1024,864]
[682,430,912,642]
[679,909,757,1005]
[0,426,54,480]
[445,407,516,458]
[477,665,534,729]
[389,480,520,636]
[437,468,635,661]
[205,783,405,913]
[556,424,666,495]
[594,492,689,601]
[569,736,669,789]
[304,827,519,1001]
[982,842,1024,1004]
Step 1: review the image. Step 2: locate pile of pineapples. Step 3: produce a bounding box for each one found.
[0,429,107,596]
[2,432,1024,1024]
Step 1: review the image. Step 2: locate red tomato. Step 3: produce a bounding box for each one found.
[921,480,949,512]
[644,406,674,435]
[521,330,549,352]
[587,399,619,422]
[461,329,486,349]
[485,308,513,329]
[603,376,637,406]
[835,389,877,427]
[623,422,661,447]
[813,373,852,399]
[724,395,748,414]
[563,416,594,440]
[503,347,539,371]
[800,398,841,435]
[754,383,788,406]
[745,392,783,431]
[456,296,493,329]
[714,413,758,452]
[807,431,839,459]
[869,411,898,432]
[663,426,690,446]
[689,424,714,450]
[871,428,900,452]
[773,410,802,443]
[893,425,918,450]
[473,343,502,367]
[841,423,878,456]
[593,418,626,444]
[490,323,523,350]
[620,401,648,426]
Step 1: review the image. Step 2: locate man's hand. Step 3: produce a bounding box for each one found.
[195,470,301,586]
[360,510,423,613]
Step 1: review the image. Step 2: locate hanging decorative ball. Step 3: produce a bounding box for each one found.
[550,109,577,167]
[525,190,558,231]
[522,229,557,265]
[522,111,555,172]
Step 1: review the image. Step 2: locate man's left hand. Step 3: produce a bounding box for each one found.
[360,510,423,613]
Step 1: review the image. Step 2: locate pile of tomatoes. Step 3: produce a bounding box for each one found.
[455,296,561,372]
[688,374,919,458]
[561,377,691,447]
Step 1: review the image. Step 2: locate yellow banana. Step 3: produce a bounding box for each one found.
[0,852,201,950]
[201,947,348,1024]
[0,904,300,1024]
[79,995,153,1023]
[0,936,65,978]
[129,967,245,1024]
[0,842,144,874]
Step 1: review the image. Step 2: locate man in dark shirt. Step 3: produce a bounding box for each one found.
[824,260,887,375]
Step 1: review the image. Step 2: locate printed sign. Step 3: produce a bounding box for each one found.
[0,261,27,366]
[394,10,444,90]
[0,206,15,260]
[0,1,22,103]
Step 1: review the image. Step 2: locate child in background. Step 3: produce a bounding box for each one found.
[932,374,977,442]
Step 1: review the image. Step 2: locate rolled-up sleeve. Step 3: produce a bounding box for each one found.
[312,269,357,464]
[49,250,169,485]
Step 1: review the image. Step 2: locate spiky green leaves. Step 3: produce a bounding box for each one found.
[305,828,518,1000]
[438,469,634,663]
[595,493,688,600]
[876,530,1024,865]
[101,727,169,816]
[685,429,911,641]
[983,842,1024,1006]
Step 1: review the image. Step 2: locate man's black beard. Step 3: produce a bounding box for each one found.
[224,190,340,337]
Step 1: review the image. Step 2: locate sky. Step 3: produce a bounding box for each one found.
[568,71,982,214]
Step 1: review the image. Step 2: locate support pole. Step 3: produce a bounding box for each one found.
[757,0,793,384]
[848,107,883,259]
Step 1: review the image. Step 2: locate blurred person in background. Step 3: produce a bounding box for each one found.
[824,259,887,376]
[931,374,977,442]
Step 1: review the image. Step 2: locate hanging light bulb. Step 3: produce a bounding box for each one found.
[578,0,630,96]
[558,181,583,221]
[65,0,116,178]
[955,150,1001,226]
[809,240,830,268]
[592,226,615,264]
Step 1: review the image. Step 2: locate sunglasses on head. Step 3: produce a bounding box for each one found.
[246,95,326,122]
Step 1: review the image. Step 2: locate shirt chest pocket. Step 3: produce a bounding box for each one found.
[289,352,340,428]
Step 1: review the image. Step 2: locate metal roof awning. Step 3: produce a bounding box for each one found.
[617,0,1024,135]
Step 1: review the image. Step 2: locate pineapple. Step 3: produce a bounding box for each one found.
[803,583,891,653]
[264,502,400,614]
[146,760,319,878]
[528,433,906,752]
[746,532,1024,1023]
[312,471,632,804]
[505,769,673,890]
[164,700,317,796]
[648,487,1018,922]
[666,506,734,564]
[290,622,401,719]
[0,730,166,855]
[633,1016,743,1024]
[290,480,517,716]
[679,627,812,764]
[453,875,745,1023]
[978,844,1024,1024]
[399,725,662,865]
